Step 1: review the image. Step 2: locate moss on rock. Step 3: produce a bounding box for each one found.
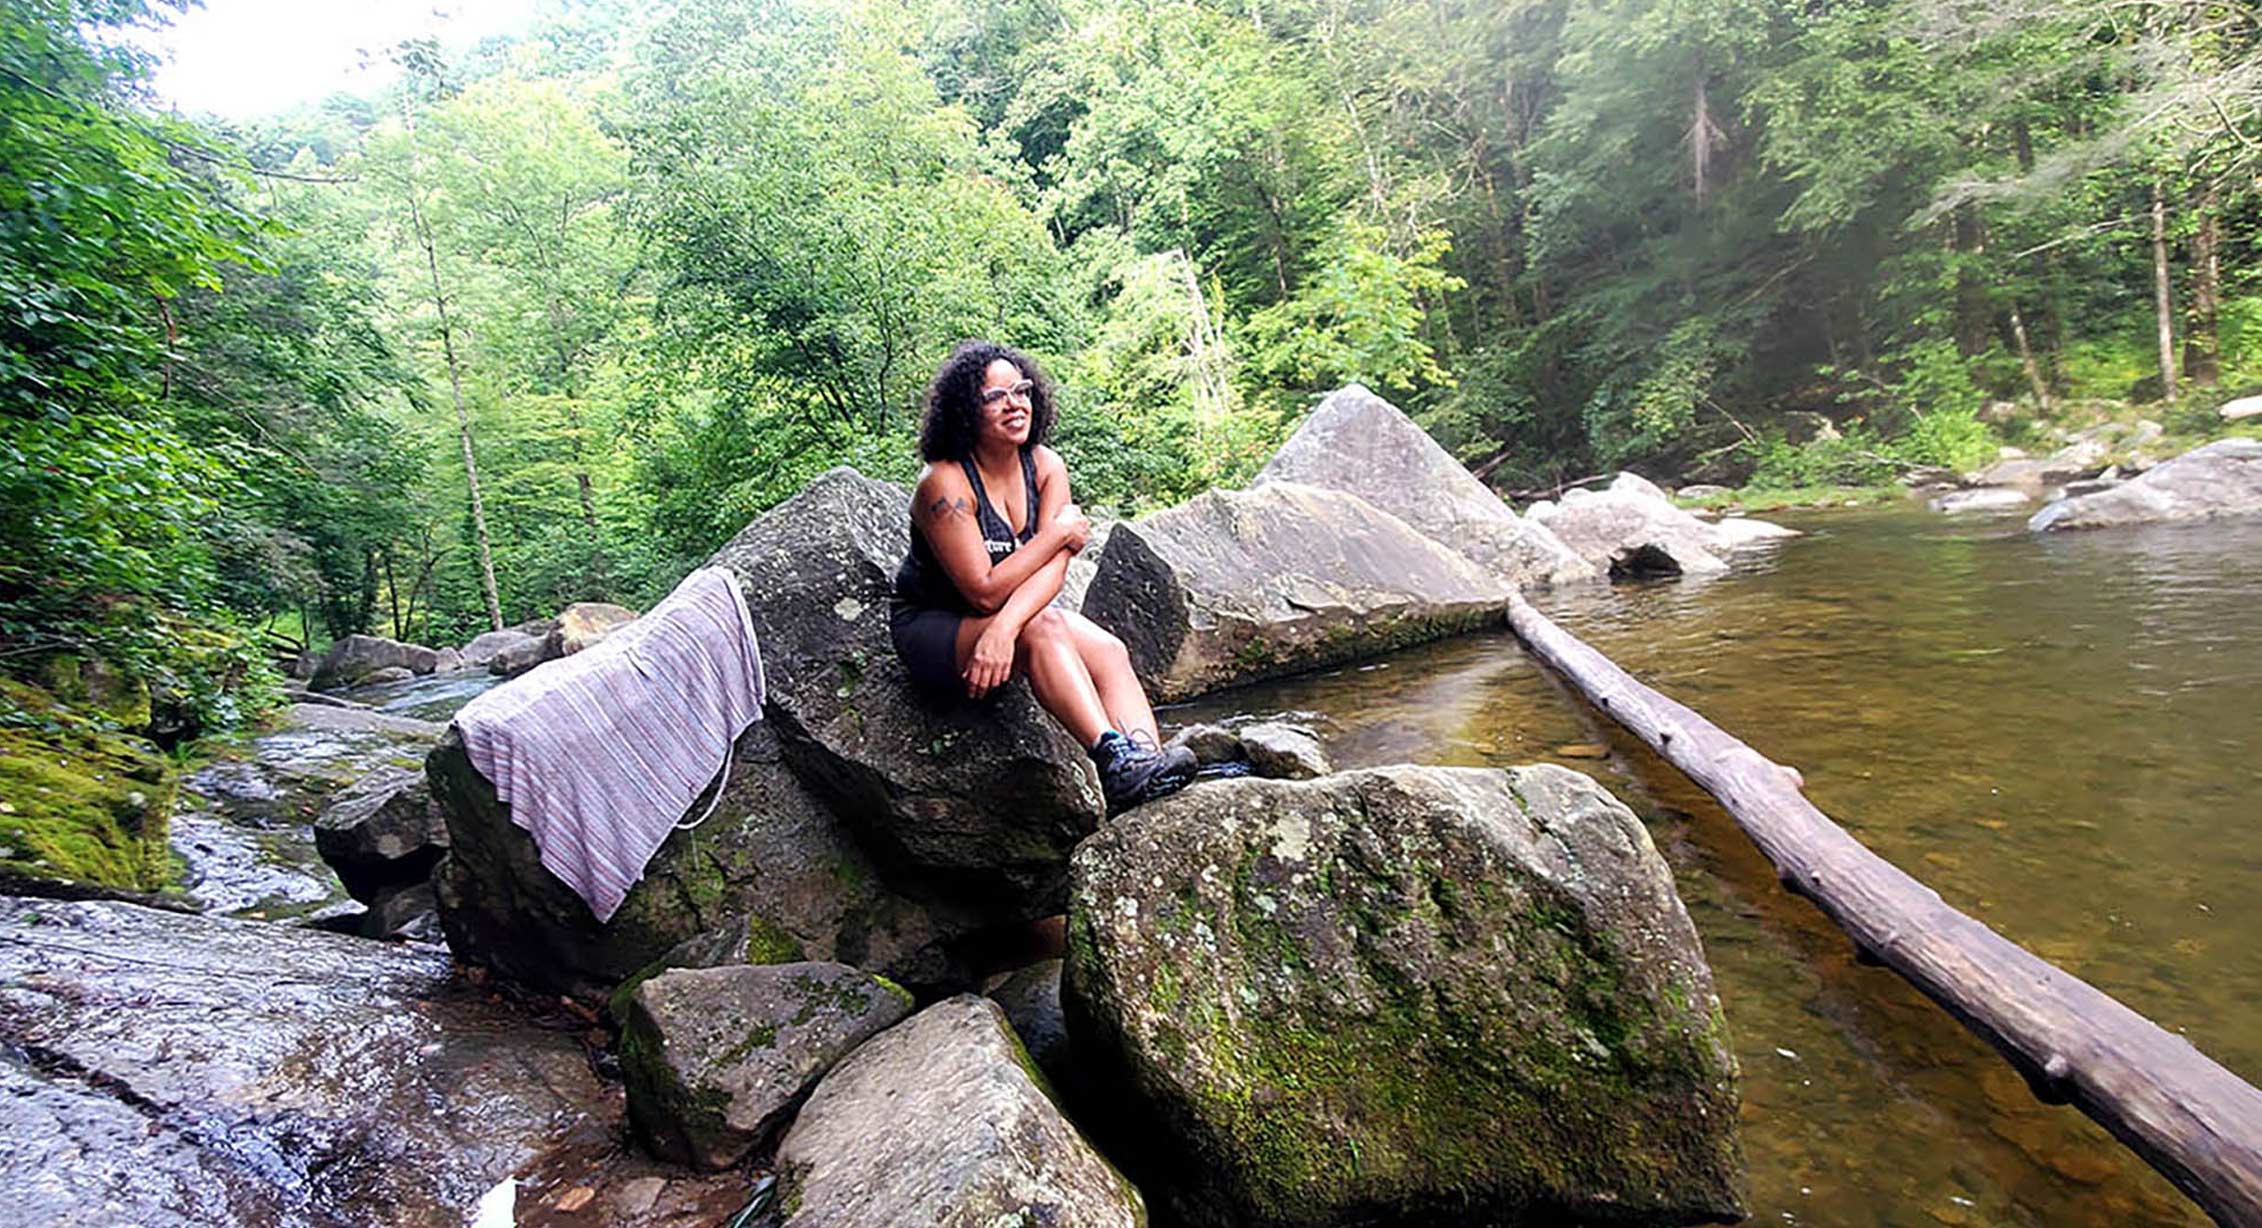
[0,680,174,890]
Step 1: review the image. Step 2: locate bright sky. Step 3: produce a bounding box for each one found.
[145,0,541,118]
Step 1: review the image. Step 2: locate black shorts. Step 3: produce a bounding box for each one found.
[889,603,964,696]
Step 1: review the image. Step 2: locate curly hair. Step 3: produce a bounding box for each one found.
[917,339,1057,462]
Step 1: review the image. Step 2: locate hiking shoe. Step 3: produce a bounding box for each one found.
[1092,731,1199,814]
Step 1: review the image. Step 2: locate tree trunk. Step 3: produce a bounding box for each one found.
[2151,179,2179,403]
[2009,304,2051,411]
[1952,206,1990,357]
[1504,594,2262,1228]
[2184,180,2221,389]
[410,189,505,633]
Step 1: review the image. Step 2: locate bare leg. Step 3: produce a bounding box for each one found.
[956,608,1109,747]
[1062,609,1158,746]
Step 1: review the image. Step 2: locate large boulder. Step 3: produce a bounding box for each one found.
[1065,766,1745,1228]
[0,897,609,1226]
[1526,473,1767,579]
[459,627,542,670]
[547,601,638,658]
[1255,384,1596,589]
[313,764,448,903]
[1081,482,1511,703]
[707,468,1104,914]
[311,634,445,688]
[776,995,1147,1227]
[431,719,983,1000]
[2029,438,2262,531]
[620,962,911,1170]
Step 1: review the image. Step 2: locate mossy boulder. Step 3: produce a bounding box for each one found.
[1063,765,1745,1228]
[35,654,152,732]
[430,719,985,1000]
[620,962,911,1170]
[706,467,1104,916]
[0,680,174,891]
[1081,482,1512,704]
[776,995,1147,1228]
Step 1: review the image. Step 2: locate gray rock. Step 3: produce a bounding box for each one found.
[1254,384,1597,588]
[460,627,542,669]
[1676,483,1732,499]
[312,634,445,687]
[1060,519,1117,613]
[1083,482,1511,703]
[1527,472,1737,578]
[313,765,448,903]
[1710,514,1801,549]
[985,959,1073,1093]
[546,602,638,658]
[621,963,911,1170]
[430,647,463,674]
[0,897,608,1226]
[364,880,443,942]
[777,995,1146,1228]
[361,665,416,686]
[1930,487,2034,514]
[2219,395,2262,421]
[708,468,1104,914]
[2029,438,2262,531]
[487,634,551,678]
[1165,723,1244,766]
[1235,721,1329,779]
[2132,418,2166,445]
[432,720,985,1000]
[1064,766,1745,1228]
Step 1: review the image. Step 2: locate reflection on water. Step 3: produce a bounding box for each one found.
[1169,506,2262,1228]
[336,669,502,722]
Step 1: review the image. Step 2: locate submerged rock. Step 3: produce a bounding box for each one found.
[1082,482,1511,703]
[0,896,609,1227]
[708,468,1104,915]
[1255,384,1596,589]
[1064,766,1745,1228]
[620,962,910,1170]
[776,995,1146,1228]
[432,720,983,1000]
[2028,438,2262,531]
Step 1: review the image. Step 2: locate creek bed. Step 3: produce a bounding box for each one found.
[1169,505,2262,1228]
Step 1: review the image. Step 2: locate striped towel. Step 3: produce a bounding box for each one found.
[452,567,766,922]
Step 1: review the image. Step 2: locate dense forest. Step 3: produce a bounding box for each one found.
[4,0,2258,732]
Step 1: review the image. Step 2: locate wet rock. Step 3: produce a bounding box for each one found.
[986,958,1073,1092]
[708,468,1103,915]
[1082,482,1511,703]
[462,627,543,670]
[364,880,443,942]
[1930,487,2034,515]
[312,634,446,687]
[1711,514,1802,549]
[1528,472,1788,579]
[2030,438,2262,531]
[1064,766,1745,1228]
[1165,723,1244,766]
[488,634,551,678]
[430,647,464,674]
[362,665,416,686]
[432,720,984,1000]
[0,896,609,1227]
[1235,721,1329,779]
[776,995,1145,1228]
[314,766,448,903]
[1254,384,1597,589]
[547,602,638,659]
[621,963,911,1170]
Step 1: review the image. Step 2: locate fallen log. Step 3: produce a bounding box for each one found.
[1505,591,2262,1227]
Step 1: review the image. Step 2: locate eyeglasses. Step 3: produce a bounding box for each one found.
[980,381,1035,409]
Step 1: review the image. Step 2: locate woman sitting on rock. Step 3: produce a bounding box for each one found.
[890,339,1196,813]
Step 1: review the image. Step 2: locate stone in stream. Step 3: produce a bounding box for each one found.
[1081,481,1512,703]
[1254,384,1597,589]
[1930,487,2034,515]
[707,467,1104,915]
[0,896,610,1226]
[619,962,911,1170]
[1164,723,1246,766]
[1234,720,1330,779]
[547,601,638,658]
[2028,438,2262,532]
[431,719,985,1000]
[460,626,544,670]
[1527,472,1794,579]
[313,764,448,903]
[311,633,446,688]
[1064,765,1745,1228]
[775,995,1147,1228]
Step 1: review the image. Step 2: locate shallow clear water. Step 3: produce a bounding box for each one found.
[1169,505,2262,1228]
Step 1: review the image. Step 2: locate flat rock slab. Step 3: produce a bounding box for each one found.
[1064,766,1745,1228]
[1931,487,2035,515]
[1256,384,1596,589]
[0,896,607,1228]
[777,995,1146,1227]
[1082,482,1511,703]
[622,962,911,1169]
[2029,438,2262,531]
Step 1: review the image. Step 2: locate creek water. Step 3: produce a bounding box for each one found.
[1170,505,2262,1228]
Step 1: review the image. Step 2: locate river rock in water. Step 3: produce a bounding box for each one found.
[776,995,1147,1228]
[432,719,984,999]
[2028,437,2262,531]
[1527,473,1792,579]
[620,962,911,1170]
[1930,487,2034,515]
[1082,482,1510,703]
[547,602,638,658]
[1064,766,1744,1228]
[0,896,608,1227]
[311,634,447,688]
[707,467,1104,915]
[314,764,447,903]
[1254,384,1597,589]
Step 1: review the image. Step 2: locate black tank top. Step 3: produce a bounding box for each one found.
[893,448,1040,613]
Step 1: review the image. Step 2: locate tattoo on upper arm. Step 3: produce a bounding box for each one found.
[924,495,971,524]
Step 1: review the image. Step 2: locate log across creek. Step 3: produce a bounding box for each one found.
[1503,592,2262,1227]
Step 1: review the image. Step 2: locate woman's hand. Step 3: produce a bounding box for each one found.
[964,623,1017,699]
[1052,502,1092,553]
